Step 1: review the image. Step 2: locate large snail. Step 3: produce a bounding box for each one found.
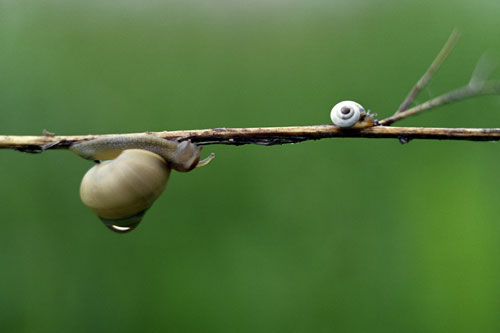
[330,100,374,128]
[70,135,214,233]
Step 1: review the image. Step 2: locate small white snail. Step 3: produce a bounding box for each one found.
[70,135,214,233]
[330,100,368,128]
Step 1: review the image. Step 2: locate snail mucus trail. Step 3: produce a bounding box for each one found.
[70,134,214,233]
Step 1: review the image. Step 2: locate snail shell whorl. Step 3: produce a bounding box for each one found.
[79,149,171,230]
[330,101,366,128]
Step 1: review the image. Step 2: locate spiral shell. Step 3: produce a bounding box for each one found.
[79,149,171,233]
[330,101,366,128]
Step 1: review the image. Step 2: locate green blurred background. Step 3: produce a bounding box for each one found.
[1,0,500,332]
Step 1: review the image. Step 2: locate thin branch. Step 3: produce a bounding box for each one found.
[2,125,500,155]
[469,53,498,88]
[2,30,499,155]
[397,29,460,113]
[380,81,500,126]
[382,30,500,126]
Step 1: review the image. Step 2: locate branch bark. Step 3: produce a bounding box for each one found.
[3,125,500,154]
[2,30,499,155]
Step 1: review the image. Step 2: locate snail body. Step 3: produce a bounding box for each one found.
[70,134,201,172]
[80,149,171,232]
[71,135,214,233]
[330,100,373,128]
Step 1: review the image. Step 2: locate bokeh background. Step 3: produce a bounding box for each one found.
[1,0,500,332]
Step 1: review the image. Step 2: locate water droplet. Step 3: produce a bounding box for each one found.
[99,209,147,234]
[105,223,139,233]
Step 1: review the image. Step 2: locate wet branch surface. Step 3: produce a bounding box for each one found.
[2,30,500,155]
[3,125,500,154]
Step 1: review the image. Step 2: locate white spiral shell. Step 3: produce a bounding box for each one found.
[330,101,366,128]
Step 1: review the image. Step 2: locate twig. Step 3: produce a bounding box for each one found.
[382,30,500,126]
[2,125,500,155]
[1,30,499,154]
[397,29,461,113]
[380,80,500,126]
